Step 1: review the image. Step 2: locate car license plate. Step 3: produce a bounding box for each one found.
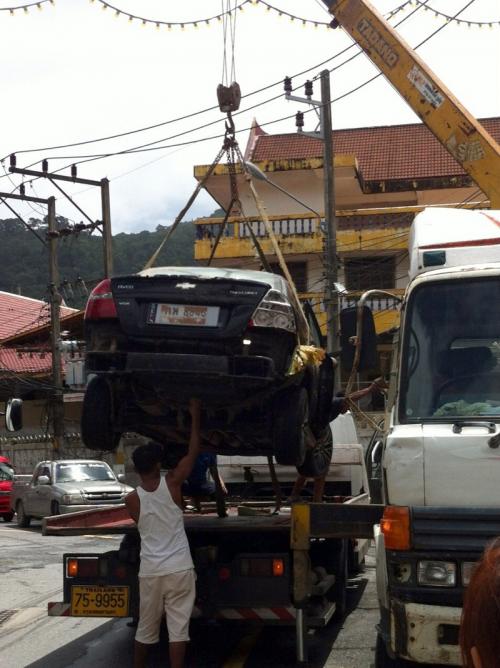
[148,303,219,327]
[70,585,129,617]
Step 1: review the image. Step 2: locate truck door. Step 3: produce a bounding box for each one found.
[28,464,53,517]
[423,422,500,506]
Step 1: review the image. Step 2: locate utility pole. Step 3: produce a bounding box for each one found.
[101,178,113,277]
[47,196,65,456]
[9,158,113,279]
[320,70,338,359]
[284,71,339,359]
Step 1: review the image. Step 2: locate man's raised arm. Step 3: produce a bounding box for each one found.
[168,399,201,487]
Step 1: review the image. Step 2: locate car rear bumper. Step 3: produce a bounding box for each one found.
[86,351,277,381]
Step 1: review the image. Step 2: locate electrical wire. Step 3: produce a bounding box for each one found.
[0,0,421,166]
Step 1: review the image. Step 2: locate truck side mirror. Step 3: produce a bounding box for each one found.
[340,306,377,372]
[37,475,50,485]
[5,398,23,432]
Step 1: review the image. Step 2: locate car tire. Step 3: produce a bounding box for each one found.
[16,501,31,528]
[312,355,335,435]
[296,426,333,478]
[1,512,14,523]
[81,376,121,452]
[51,501,60,516]
[375,633,412,667]
[273,387,308,467]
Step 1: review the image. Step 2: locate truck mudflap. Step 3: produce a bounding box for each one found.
[391,601,462,665]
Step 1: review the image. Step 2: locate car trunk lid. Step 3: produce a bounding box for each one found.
[111,272,270,340]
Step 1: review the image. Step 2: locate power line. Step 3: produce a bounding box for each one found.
[1,0,419,165]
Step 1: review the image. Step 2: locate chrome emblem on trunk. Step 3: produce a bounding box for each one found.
[176,282,196,289]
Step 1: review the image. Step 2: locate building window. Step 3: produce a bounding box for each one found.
[270,262,308,293]
[344,256,395,291]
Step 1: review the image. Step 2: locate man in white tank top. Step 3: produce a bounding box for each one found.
[125,399,201,668]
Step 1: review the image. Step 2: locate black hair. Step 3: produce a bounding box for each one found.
[132,441,163,475]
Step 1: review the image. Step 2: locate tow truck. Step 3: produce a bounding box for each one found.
[45,432,375,664]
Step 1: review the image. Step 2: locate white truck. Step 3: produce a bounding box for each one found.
[356,207,500,666]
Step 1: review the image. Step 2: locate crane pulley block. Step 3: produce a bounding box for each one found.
[217,82,241,113]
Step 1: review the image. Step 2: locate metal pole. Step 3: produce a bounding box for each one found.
[295,607,307,663]
[100,178,113,277]
[47,196,65,456]
[320,70,339,361]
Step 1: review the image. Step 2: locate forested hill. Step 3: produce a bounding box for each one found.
[0,217,196,307]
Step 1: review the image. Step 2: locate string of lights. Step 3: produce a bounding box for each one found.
[413,0,499,27]
[91,0,426,31]
[92,0,252,29]
[0,0,53,14]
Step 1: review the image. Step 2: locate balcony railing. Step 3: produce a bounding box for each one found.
[195,214,323,241]
[339,289,404,313]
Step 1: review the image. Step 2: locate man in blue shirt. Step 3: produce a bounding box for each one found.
[182,453,227,509]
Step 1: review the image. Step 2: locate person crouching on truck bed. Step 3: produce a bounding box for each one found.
[183,452,227,511]
[460,538,500,668]
[125,399,201,668]
[289,380,386,503]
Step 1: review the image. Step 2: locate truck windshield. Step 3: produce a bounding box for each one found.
[400,277,500,421]
[56,463,116,483]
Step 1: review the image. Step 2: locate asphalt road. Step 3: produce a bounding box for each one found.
[0,521,381,668]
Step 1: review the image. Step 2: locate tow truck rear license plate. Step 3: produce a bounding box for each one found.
[148,303,219,327]
[71,586,129,617]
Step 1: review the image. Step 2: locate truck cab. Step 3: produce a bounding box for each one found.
[373,208,500,665]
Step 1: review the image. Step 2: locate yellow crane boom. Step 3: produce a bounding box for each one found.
[322,0,500,207]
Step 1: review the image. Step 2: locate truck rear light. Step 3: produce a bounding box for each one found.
[114,565,127,580]
[239,558,285,577]
[249,289,295,332]
[218,567,231,581]
[84,279,118,320]
[272,559,285,577]
[381,506,411,550]
[66,557,100,578]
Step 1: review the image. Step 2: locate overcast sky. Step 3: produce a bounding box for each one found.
[0,0,498,234]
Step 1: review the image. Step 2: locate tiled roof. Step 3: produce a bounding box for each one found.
[0,292,76,342]
[0,348,52,375]
[250,118,500,182]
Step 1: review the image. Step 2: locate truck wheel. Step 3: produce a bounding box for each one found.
[273,387,308,466]
[375,634,409,667]
[16,501,31,528]
[51,501,60,516]
[1,512,14,523]
[81,376,121,452]
[296,426,333,478]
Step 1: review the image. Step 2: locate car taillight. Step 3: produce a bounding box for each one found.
[249,289,295,332]
[84,279,118,320]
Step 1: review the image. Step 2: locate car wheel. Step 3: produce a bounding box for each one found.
[375,633,412,667]
[81,376,121,452]
[273,387,308,467]
[311,355,335,434]
[296,426,333,478]
[1,512,14,523]
[51,501,60,516]
[16,501,31,528]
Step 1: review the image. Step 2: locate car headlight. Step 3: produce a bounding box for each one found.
[62,493,84,505]
[461,561,477,586]
[417,560,456,587]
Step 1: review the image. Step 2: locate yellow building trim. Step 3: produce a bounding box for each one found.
[195,226,409,261]
[194,155,358,179]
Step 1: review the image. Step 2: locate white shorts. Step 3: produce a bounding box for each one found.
[135,569,196,644]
